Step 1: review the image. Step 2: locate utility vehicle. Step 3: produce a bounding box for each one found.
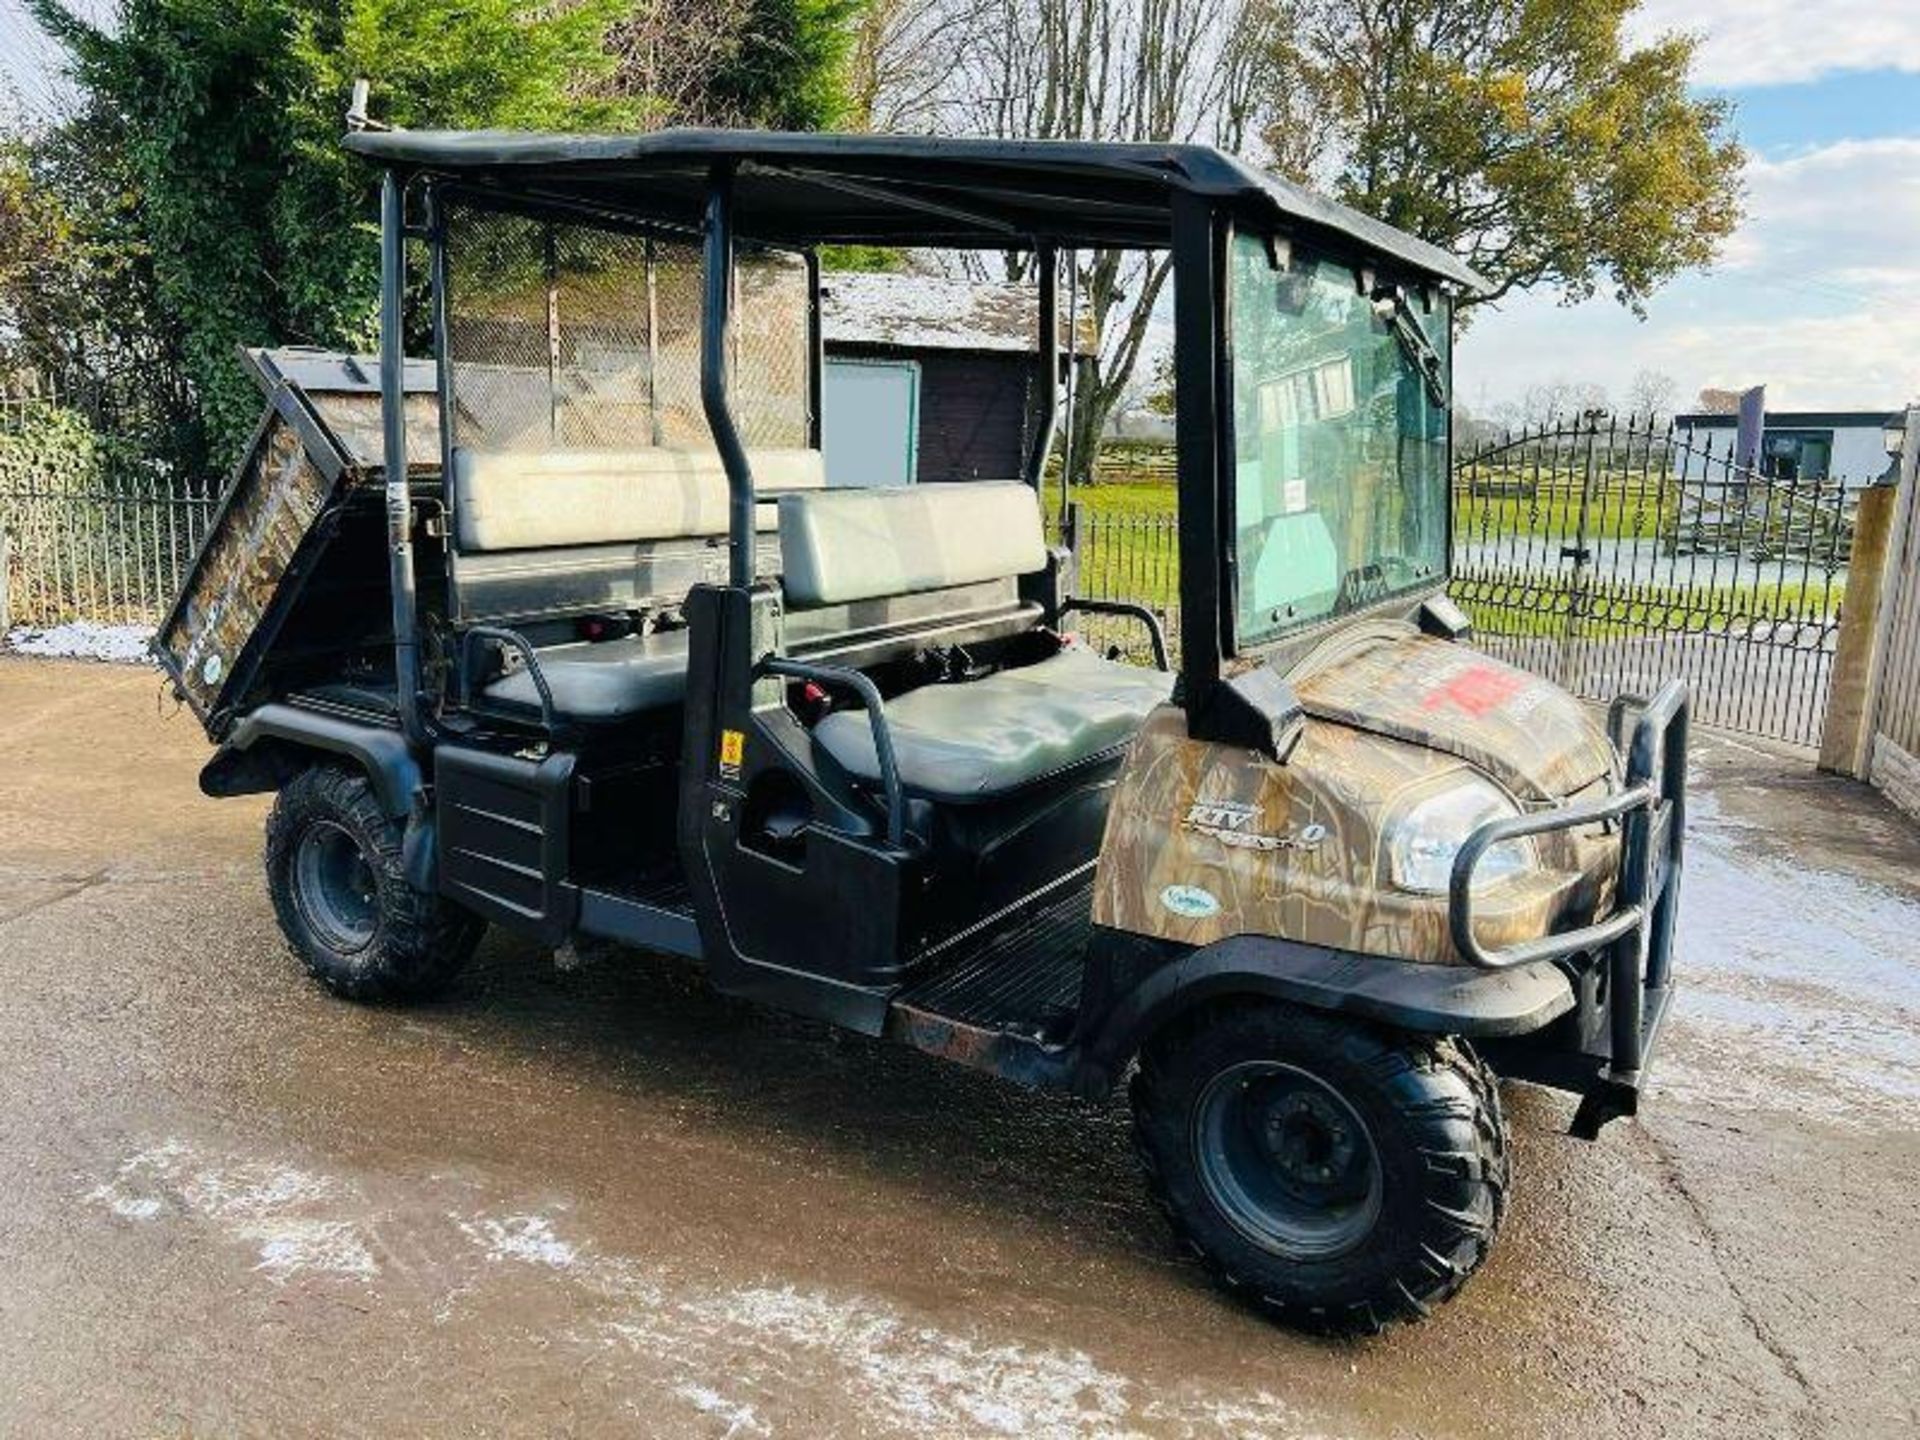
[157,129,1686,1333]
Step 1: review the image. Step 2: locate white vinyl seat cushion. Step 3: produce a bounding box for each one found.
[812,647,1174,802]
[778,481,1047,607]
[454,445,824,552]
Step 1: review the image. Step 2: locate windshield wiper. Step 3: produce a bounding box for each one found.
[1379,292,1449,409]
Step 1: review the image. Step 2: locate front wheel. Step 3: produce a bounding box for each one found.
[266,765,484,1002]
[1130,1003,1507,1334]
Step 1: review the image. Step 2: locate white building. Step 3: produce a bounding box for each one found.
[1673,409,1901,485]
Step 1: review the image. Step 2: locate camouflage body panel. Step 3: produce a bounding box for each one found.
[1290,627,1618,803]
[306,390,442,472]
[1094,635,1621,966]
[155,415,337,725]
[155,377,445,733]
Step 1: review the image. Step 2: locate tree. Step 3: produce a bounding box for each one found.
[698,0,864,128]
[1625,368,1678,423]
[1696,387,1742,415]
[26,0,862,471]
[0,127,198,467]
[1518,378,1609,428]
[607,0,862,128]
[846,0,987,132]
[1256,0,1743,313]
[28,0,636,467]
[1142,351,1176,418]
[877,0,1269,484]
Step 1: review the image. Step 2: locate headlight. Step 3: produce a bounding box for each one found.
[1386,776,1538,894]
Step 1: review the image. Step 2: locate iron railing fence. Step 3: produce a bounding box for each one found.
[0,470,221,629]
[0,404,1863,755]
[1053,506,1182,666]
[1451,415,1858,748]
[1053,419,1858,749]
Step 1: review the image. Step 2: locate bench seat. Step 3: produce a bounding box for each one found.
[483,630,691,722]
[812,646,1173,802]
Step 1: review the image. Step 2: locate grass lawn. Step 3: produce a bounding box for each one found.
[1459,575,1847,640]
[1049,448,1851,639]
[1455,487,1678,542]
[1045,477,1177,518]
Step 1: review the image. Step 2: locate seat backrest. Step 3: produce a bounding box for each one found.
[453,444,825,553]
[778,481,1047,608]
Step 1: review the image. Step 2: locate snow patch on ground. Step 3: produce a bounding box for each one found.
[681,1285,1131,1436]
[83,1148,1320,1434]
[458,1212,580,1270]
[83,1140,376,1282]
[253,1220,379,1282]
[458,1209,1321,1437]
[673,1383,771,1438]
[5,621,154,664]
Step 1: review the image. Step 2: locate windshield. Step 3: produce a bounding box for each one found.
[1229,233,1450,650]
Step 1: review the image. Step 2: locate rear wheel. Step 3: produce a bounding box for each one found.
[1131,1002,1505,1335]
[266,765,484,1001]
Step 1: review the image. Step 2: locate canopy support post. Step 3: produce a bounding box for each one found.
[1026,244,1059,495]
[379,168,424,745]
[701,162,756,590]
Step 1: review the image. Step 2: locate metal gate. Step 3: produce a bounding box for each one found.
[1450,417,1856,749]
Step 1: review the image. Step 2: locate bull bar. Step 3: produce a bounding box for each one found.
[1449,680,1689,1138]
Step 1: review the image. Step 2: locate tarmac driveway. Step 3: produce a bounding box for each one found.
[1,656,1915,1437]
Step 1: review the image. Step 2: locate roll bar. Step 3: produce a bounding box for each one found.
[700,162,759,590]
[378,169,425,745]
[1026,245,1059,493]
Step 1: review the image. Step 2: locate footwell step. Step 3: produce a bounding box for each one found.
[894,877,1093,1038]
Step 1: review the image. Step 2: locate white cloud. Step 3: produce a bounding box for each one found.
[1737,138,1920,286]
[1629,0,1920,87]
[1459,136,1920,412]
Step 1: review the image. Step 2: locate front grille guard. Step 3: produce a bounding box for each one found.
[1450,680,1689,1118]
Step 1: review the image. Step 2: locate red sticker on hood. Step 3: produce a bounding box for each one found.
[1422,662,1525,717]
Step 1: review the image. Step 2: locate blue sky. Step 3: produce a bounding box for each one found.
[1460,1,1920,416]
[1725,69,1917,152]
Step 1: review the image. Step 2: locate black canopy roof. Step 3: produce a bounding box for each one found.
[343,128,1486,292]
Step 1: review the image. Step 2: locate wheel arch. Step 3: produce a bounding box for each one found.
[200,703,423,819]
[1073,931,1575,1097]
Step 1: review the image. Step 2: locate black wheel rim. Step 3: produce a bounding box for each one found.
[1192,1060,1383,1261]
[292,821,379,954]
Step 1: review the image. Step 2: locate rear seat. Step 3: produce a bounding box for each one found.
[456,444,823,722]
[483,628,690,721]
[783,483,1173,802]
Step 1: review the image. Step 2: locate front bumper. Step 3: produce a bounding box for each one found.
[1449,681,1689,1138]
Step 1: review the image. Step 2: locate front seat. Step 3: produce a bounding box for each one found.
[810,645,1173,802]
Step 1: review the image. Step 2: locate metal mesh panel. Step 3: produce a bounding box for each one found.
[443,203,810,455]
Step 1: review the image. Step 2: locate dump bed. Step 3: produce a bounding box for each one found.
[153,348,439,737]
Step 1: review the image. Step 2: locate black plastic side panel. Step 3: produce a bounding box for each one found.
[912,764,1120,951]
[1070,928,1577,1096]
[677,583,900,1034]
[212,702,421,816]
[435,745,579,944]
[577,887,703,959]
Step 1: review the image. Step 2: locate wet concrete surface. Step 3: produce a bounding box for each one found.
[1,655,1916,1438]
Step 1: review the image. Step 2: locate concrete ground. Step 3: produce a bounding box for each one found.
[1,655,1915,1439]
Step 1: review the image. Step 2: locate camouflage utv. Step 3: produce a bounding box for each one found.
[157,128,1686,1333]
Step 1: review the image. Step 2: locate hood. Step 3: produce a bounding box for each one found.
[1287,629,1616,802]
